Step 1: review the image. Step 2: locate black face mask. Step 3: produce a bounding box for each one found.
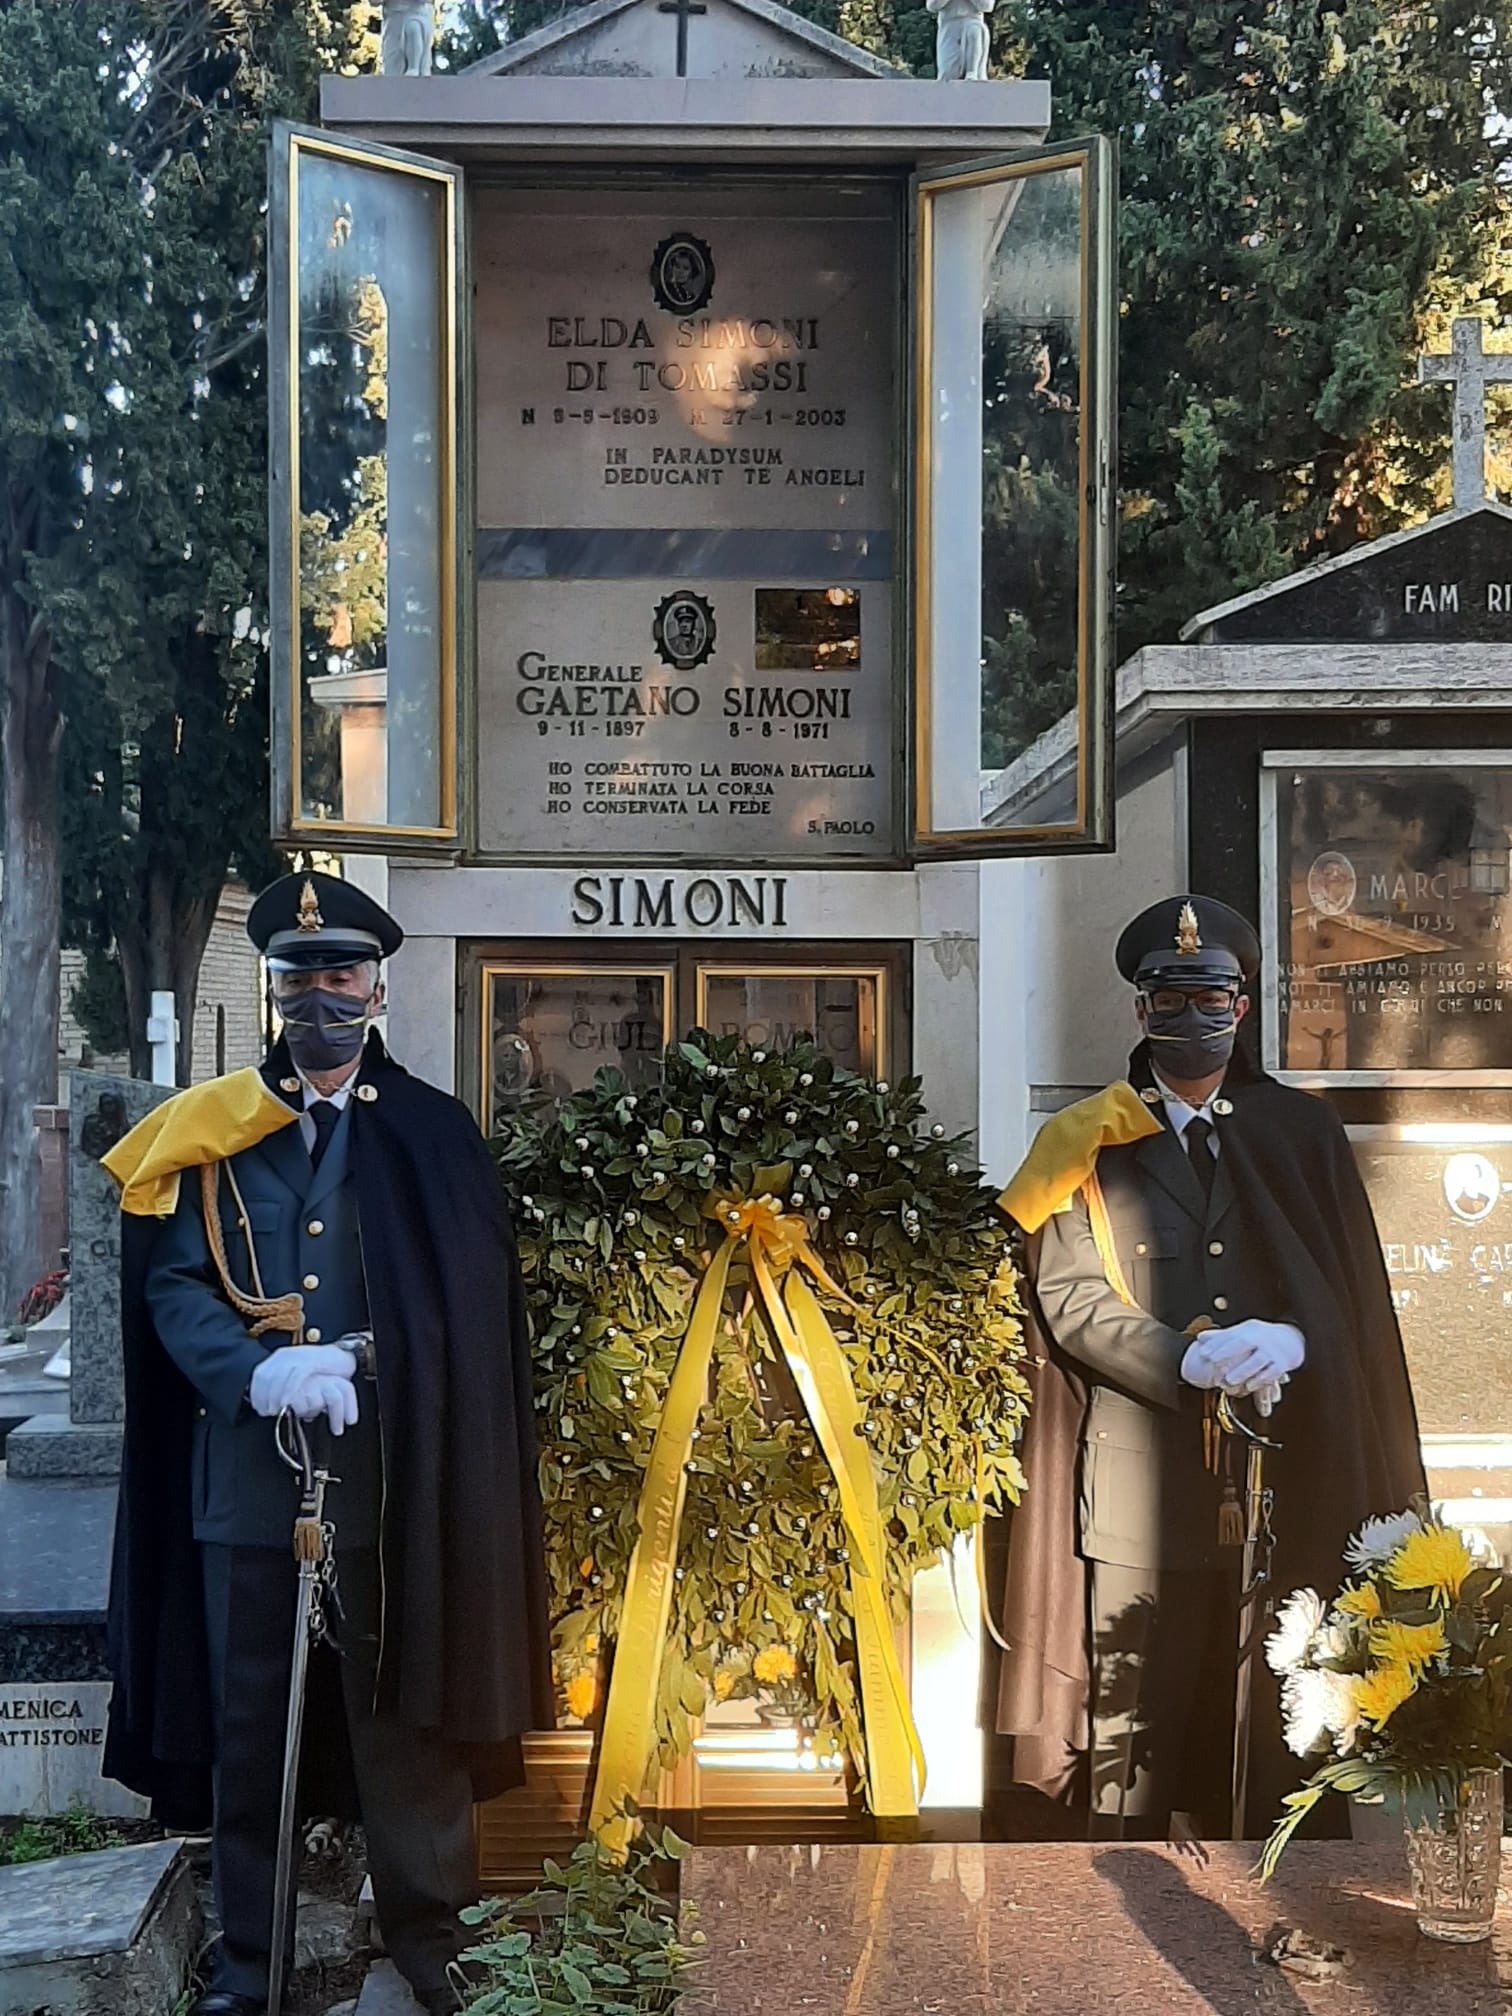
[1144,1000,1238,1080]
[281,988,372,1075]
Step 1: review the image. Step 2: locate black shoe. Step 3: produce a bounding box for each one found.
[188,1995,264,2016]
[418,1994,460,2016]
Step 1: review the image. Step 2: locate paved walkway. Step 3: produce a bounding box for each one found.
[686,1840,1512,2012]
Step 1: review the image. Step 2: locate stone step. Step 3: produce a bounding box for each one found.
[354,1957,426,2013]
[5,1418,122,1481]
[0,1839,200,2016]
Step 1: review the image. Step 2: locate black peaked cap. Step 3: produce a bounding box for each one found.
[247,870,403,972]
[1115,894,1260,988]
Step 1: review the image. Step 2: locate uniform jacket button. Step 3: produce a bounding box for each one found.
[197,1406,207,1418]
[303,1273,320,1291]
[1213,1296,1229,1313]
[307,1219,324,1237]
[307,1326,322,1343]
[1135,1242,1148,1256]
[1208,1240,1224,1256]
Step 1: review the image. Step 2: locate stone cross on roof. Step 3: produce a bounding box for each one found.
[657,0,707,75]
[1417,317,1512,511]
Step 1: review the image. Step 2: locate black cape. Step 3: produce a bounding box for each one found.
[996,1043,1426,1815]
[104,1037,555,1829]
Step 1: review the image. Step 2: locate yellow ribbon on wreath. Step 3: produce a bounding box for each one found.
[588,1189,926,1854]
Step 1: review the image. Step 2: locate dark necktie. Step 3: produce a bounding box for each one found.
[308,1100,340,1172]
[1185,1114,1216,1205]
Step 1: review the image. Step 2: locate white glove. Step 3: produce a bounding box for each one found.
[1180,1331,1231,1390]
[249,1344,358,1429]
[1253,1378,1286,1418]
[286,1371,359,1436]
[1186,1319,1305,1398]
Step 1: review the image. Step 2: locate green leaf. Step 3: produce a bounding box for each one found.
[559,1961,595,2003]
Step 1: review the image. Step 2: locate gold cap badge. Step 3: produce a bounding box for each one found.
[1175,901,1202,955]
[296,879,324,934]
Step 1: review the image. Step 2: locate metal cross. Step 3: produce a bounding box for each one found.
[1417,317,1512,511]
[658,0,707,77]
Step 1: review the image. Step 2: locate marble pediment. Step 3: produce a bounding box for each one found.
[462,0,903,81]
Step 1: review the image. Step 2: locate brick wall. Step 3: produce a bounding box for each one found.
[55,883,264,1083]
[188,884,264,1082]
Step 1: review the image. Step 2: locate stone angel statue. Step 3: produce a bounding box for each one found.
[928,0,993,80]
[381,0,434,75]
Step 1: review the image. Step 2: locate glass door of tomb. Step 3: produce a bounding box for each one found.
[464,944,909,1134]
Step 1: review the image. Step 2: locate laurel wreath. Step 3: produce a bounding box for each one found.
[492,1031,1030,1777]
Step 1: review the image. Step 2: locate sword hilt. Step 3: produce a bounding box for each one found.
[1215,1392,1282,1452]
[275,1411,331,1564]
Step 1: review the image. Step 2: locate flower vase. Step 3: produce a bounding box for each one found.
[754,1702,806,1730]
[1402,1769,1503,1943]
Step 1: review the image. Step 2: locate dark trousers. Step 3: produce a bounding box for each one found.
[1088,1559,1237,1838]
[201,1543,477,2004]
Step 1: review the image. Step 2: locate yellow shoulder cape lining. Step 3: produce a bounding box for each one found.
[102,1068,299,1219]
[997,1081,1163,1234]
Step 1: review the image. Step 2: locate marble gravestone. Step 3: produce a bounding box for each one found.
[0,1074,166,1818]
[474,185,898,862]
[1362,1136,1512,1442]
[8,1073,171,1480]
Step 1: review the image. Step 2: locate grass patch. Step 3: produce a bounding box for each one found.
[0,1806,126,1866]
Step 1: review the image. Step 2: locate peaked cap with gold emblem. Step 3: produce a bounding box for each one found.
[1114,893,1260,991]
[246,869,404,973]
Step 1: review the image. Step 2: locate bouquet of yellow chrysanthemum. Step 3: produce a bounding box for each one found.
[1260,1509,1512,1877]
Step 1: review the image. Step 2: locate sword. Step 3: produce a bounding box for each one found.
[1216,1392,1280,1841]
[268,1412,338,2016]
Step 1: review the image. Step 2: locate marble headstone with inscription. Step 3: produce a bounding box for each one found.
[0,1075,166,1816]
[475,184,898,862]
[7,1072,171,1479]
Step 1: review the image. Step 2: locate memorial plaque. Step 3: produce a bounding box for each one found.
[1269,760,1512,1075]
[0,1682,146,1818]
[474,186,897,861]
[1355,1137,1512,1438]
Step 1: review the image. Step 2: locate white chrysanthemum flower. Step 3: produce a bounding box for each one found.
[1320,1670,1361,1754]
[1345,1509,1422,1571]
[1265,1588,1325,1675]
[1281,1668,1335,1757]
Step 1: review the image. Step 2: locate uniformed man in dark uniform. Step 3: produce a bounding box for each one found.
[995,895,1423,1837]
[104,873,552,2015]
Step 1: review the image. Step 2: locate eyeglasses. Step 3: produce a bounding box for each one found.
[1143,987,1238,1016]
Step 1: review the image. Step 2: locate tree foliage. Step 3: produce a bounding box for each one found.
[0,1,380,1303]
[52,3,325,1082]
[45,3,386,1081]
[441,0,1511,761]
[1015,0,1512,653]
[0,0,184,1302]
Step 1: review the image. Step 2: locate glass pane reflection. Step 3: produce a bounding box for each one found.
[295,146,449,831]
[922,151,1106,841]
[700,971,882,1076]
[487,968,670,1129]
[1273,764,1512,1074]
